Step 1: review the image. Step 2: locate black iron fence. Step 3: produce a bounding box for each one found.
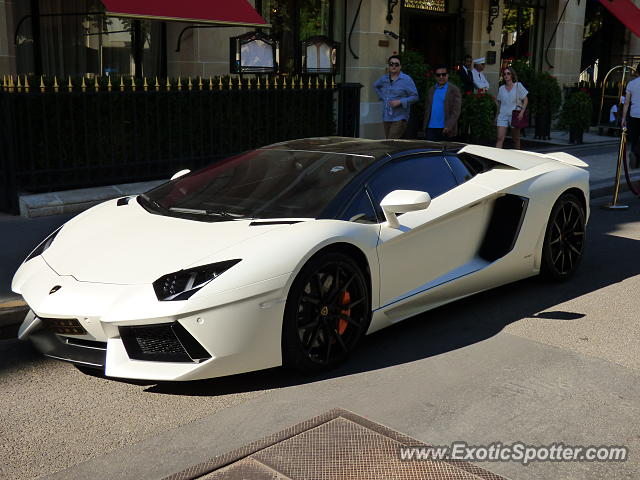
[0,75,362,214]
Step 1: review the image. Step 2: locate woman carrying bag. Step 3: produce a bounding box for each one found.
[495,66,529,149]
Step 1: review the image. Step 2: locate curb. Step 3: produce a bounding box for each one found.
[0,299,28,328]
[590,173,640,199]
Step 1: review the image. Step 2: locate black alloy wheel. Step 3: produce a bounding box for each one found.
[282,252,370,372]
[541,193,586,281]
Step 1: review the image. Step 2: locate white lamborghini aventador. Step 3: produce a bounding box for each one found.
[13,138,589,381]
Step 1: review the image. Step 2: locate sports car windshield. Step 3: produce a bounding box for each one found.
[139,149,374,220]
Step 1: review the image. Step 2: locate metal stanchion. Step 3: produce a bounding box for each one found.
[604,127,629,209]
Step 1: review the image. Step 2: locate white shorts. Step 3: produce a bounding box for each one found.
[497,112,512,127]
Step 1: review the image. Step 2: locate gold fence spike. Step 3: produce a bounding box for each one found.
[2,75,6,92]
[315,77,319,88]
[24,75,30,92]
[155,77,160,91]
[107,76,112,91]
[218,76,222,90]
[166,77,171,91]
[17,75,22,92]
[266,76,270,90]
[283,76,287,88]
[94,76,99,92]
[228,76,233,89]
[331,76,336,88]
[81,76,86,92]
[188,76,193,90]
[120,77,125,91]
[40,75,46,92]
[299,76,303,89]
[198,77,203,90]
[324,77,328,89]
[274,76,278,88]
[238,76,242,90]
[9,75,15,92]
[68,76,73,92]
[131,76,136,91]
[177,77,182,90]
[308,77,311,88]
[257,77,261,89]
[143,77,148,91]
[54,76,59,92]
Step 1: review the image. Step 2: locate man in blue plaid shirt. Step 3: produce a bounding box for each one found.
[374,55,419,139]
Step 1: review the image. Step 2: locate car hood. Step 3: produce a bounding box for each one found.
[42,199,290,284]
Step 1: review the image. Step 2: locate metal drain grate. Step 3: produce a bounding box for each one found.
[164,409,508,480]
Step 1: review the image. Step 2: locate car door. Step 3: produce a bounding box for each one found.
[370,154,492,311]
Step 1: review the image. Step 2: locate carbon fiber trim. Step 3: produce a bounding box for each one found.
[163,409,508,480]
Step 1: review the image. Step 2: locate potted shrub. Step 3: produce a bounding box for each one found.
[459,91,497,144]
[558,90,593,144]
[529,72,562,140]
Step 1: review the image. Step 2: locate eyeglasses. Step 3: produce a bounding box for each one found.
[389,62,400,67]
[503,72,512,76]
[435,72,448,77]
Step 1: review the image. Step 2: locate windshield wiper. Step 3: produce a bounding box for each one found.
[140,194,168,212]
[168,207,246,220]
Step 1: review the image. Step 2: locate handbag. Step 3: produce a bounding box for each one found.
[511,82,529,128]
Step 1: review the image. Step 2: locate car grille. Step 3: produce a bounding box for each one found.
[40,317,87,336]
[119,322,211,363]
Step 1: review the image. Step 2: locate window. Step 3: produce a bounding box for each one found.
[339,189,378,224]
[257,0,332,73]
[367,155,458,209]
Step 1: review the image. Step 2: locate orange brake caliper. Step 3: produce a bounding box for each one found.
[338,291,351,335]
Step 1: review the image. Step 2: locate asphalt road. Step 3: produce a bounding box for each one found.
[1,192,639,480]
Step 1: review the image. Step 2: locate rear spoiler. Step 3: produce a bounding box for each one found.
[541,151,588,168]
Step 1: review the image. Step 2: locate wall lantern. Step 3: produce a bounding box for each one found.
[229,31,279,74]
[302,36,339,74]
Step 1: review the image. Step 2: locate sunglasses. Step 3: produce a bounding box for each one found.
[389,62,400,67]
[435,72,448,77]
[503,71,512,76]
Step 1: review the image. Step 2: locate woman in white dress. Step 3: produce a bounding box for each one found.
[495,66,528,149]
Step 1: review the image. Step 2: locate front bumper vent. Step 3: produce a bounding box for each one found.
[119,322,211,363]
[41,317,87,336]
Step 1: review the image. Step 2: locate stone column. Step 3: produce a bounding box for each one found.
[0,0,17,75]
[541,0,586,86]
[462,0,503,95]
[345,0,400,139]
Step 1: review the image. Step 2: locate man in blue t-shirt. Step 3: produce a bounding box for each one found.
[422,65,462,141]
[373,55,419,139]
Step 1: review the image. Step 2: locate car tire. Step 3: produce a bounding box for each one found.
[540,193,586,281]
[282,252,370,373]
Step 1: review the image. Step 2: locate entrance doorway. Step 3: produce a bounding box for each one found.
[401,10,459,68]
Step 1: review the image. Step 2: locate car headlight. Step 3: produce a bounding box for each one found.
[24,226,63,263]
[152,259,241,301]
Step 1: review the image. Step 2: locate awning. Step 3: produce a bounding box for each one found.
[598,0,640,38]
[101,0,269,28]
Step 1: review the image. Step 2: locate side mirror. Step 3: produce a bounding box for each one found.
[380,190,431,228]
[171,169,191,180]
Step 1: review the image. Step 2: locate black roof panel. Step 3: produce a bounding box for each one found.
[261,137,466,161]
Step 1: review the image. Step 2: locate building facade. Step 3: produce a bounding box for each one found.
[1,0,639,139]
